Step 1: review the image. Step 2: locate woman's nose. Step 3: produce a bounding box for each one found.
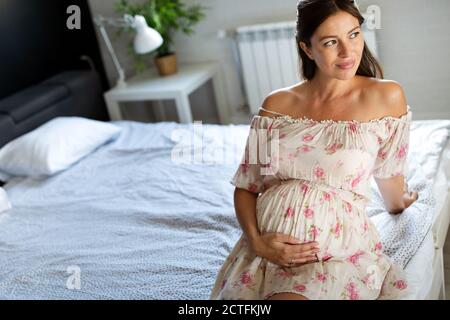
[338,42,351,57]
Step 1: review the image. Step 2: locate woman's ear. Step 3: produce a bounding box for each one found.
[299,41,314,60]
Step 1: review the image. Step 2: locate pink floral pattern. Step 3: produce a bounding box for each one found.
[325,141,344,154]
[302,133,315,142]
[298,145,314,153]
[394,280,408,290]
[308,224,322,240]
[293,284,307,293]
[304,206,315,219]
[347,250,365,266]
[240,271,252,285]
[313,165,326,179]
[211,106,412,300]
[331,221,343,238]
[343,282,360,300]
[285,207,295,218]
[299,183,310,194]
[316,272,327,283]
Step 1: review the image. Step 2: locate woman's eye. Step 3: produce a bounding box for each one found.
[324,32,359,47]
[350,32,360,39]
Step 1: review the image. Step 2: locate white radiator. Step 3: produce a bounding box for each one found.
[235,21,299,115]
[234,18,378,115]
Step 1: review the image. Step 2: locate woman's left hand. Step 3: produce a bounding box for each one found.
[403,190,419,210]
[402,177,418,210]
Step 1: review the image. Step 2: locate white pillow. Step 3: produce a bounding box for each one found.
[0,187,11,213]
[0,117,121,177]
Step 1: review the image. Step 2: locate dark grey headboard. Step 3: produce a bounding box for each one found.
[0,70,109,147]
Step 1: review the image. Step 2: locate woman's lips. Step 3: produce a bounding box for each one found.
[336,60,355,69]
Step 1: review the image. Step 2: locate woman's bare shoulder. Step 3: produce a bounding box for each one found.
[259,83,308,117]
[360,78,408,118]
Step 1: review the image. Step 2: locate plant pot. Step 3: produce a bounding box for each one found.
[154,53,178,76]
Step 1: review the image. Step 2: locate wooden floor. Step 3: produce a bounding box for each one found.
[444,230,450,299]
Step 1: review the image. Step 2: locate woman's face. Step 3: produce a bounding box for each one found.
[300,10,365,80]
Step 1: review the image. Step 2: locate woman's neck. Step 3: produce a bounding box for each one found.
[306,73,358,104]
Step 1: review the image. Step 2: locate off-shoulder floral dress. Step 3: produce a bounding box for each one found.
[210,105,412,300]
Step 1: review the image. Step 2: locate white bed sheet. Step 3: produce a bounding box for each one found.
[403,229,435,299]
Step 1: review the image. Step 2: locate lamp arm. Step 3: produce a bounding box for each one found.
[94,14,162,86]
[96,18,126,88]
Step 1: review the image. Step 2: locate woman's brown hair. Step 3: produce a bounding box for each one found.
[296,0,384,80]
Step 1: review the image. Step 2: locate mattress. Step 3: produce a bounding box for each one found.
[403,229,435,299]
[0,119,449,299]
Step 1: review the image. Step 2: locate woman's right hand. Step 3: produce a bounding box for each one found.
[251,232,320,268]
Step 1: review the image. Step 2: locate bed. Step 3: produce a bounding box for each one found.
[405,121,450,300]
[0,72,449,300]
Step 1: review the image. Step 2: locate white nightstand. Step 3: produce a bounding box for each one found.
[103,61,229,124]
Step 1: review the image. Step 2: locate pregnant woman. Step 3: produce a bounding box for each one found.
[210,0,418,300]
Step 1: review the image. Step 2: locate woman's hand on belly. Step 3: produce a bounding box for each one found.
[252,232,320,268]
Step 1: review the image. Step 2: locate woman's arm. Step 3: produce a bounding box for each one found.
[373,82,419,214]
[233,187,261,248]
[375,176,418,214]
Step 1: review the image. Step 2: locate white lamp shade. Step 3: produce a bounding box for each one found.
[133,15,163,54]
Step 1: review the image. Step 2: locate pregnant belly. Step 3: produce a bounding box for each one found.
[256,179,379,261]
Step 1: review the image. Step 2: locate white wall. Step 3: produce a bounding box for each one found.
[89,0,450,123]
[360,0,450,120]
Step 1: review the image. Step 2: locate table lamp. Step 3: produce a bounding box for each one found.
[95,14,163,88]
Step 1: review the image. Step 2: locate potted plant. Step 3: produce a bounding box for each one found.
[116,0,207,76]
